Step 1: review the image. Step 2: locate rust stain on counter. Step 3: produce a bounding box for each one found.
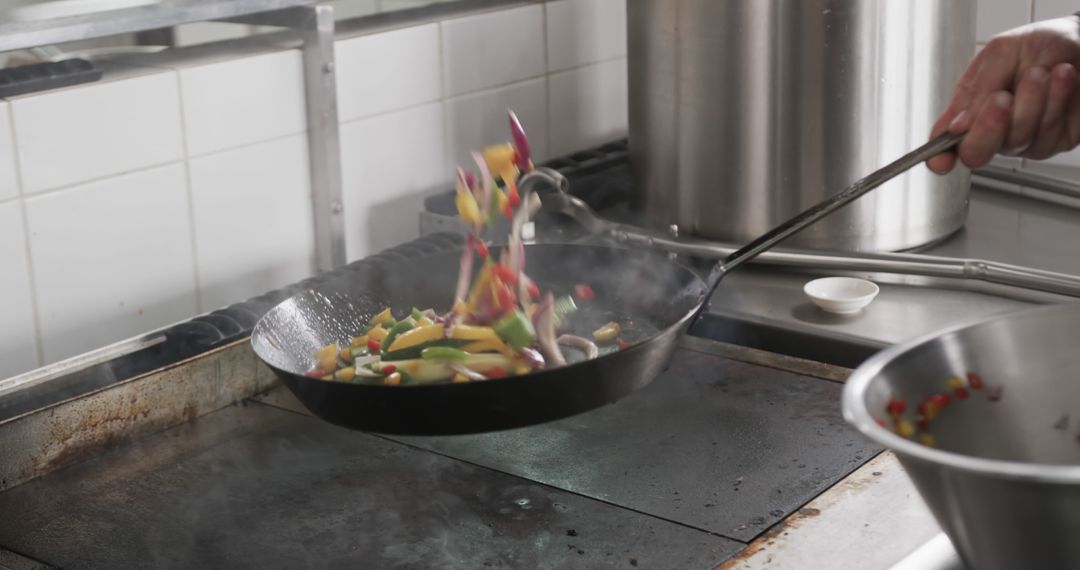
[0,340,280,491]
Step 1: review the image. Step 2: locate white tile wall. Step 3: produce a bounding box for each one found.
[189,135,315,312]
[548,58,628,157]
[444,78,549,169]
[1034,0,1076,20]
[336,23,442,122]
[546,0,627,72]
[178,50,307,156]
[977,0,1032,41]
[441,5,546,97]
[0,103,18,202]
[25,164,198,363]
[0,203,39,378]
[341,102,448,259]
[10,71,184,194]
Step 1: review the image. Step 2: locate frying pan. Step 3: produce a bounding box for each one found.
[251,133,962,435]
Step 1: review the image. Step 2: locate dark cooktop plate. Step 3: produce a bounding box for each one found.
[394,342,879,543]
[0,404,741,569]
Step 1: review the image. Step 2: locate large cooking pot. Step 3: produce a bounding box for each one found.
[628,0,976,252]
[843,303,1080,570]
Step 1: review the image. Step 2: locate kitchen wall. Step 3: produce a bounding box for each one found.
[0,0,628,378]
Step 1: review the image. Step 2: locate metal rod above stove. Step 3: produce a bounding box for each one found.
[529,167,1080,299]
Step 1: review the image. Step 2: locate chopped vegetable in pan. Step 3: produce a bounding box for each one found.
[308,111,631,385]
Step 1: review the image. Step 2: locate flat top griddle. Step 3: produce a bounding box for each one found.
[0,339,879,569]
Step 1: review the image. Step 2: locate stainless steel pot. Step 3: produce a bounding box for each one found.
[843,303,1080,570]
[627,0,976,252]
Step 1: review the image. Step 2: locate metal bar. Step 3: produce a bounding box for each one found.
[0,0,313,53]
[299,4,347,271]
[0,334,165,400]
[221,5,347,271]
[975,163,1080,201]
[536,166,1080,299]
[614,231,1080,298]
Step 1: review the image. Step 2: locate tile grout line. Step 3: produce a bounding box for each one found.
[7,102,46,369]
[543,0,554,163]
[174,72,204,314]
[18,160,188,201]
[436,19,453,182]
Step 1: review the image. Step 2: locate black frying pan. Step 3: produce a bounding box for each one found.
[251,133,960,435]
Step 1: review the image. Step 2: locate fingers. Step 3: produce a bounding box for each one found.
[1025,63,1078,159]
[956,91,1014,169]
[1002,66,1050,155]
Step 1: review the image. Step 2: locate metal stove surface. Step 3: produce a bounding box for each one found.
[0,340,877,569]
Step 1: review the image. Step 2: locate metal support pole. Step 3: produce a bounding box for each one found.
[231,4,347,271]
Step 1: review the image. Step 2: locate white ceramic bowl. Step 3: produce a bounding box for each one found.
[803,277,879,314]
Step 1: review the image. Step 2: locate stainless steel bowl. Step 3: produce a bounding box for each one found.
[842,303,1080,570]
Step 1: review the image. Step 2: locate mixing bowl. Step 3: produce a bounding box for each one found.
[842,303,1080,570]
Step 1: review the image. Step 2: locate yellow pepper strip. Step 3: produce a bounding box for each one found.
[315,343,338,361]
[334,367,356,382]
[461,339,513,357]
[318,354,338,373]
[501,168,519,187]
[592,322,621,344]
[386,324,445,353]
[452,373,470,383]
[417,316,434,327]
[453,300,467,315]
[495,186,508,211]
[483,143,517,177]
[450,325,500,342]
[350,334,369,347]
[456,187,483,227]
[512,359,532,375]
[466,265,494,311]
[383,372,402,386]
[367,326,389,342]
[371,308,392,326]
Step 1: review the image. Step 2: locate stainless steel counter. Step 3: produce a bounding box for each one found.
[707,185,1080,351]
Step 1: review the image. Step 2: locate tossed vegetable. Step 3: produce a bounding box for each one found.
[306,112,630,385]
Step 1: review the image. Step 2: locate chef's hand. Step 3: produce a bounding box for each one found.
[929,15,1080,174]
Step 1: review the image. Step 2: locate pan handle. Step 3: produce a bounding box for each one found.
[540,137,1080,299]
[706,132,964,290]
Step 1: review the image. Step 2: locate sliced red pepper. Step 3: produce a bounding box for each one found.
[502,202,514,219]
[954,387,970,400]
[368,339,382,352]
[306,370,324,379]
[492,264,519,285]
[496,281,517,312]
[874,418,886,428]
[474,240,490,259]
[967,372,984,390]
[484,368,508,379]
[916,414,930,432]
[507,183,522,209]
[574,284,595,302]
[527,280,540,300]
[617,339,631,350]
[382,364,397,375]
[928,394,950,410]
[886,399,907,416]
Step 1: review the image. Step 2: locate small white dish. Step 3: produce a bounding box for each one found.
[804,277,879,314]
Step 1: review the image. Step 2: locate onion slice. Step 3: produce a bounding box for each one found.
[450,364,486,381]
[535,293,566,367]
[557,335,599,360]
